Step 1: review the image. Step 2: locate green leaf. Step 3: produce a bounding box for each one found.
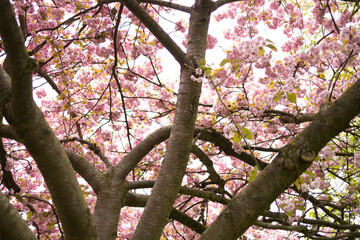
[266,44,278,52]
[285,211,293,217]
[273,91,283,102]
[259,46,265,56]
[219,59,234,66]
[304,170,316,177]
[241,127,253,140]
[27,212,33,220]
[198,58,206,66]
[286,92,297,104]
[297,205,306,211]
[293,180,300,189]
[75,2,82,11]
[204,67,212,75]
[233,131,242,143]
[249,165,259,182]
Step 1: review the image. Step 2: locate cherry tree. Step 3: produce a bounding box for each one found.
[1,0,360,239]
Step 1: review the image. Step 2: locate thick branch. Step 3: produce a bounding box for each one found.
[199,79,360,239]
[179,186,229,205]
[255,220,308,232]
[62,137,113,169]
[124,192,206,234]
[65,150,105,194]
[259,215,360,235]
[132,1,212,237]
[94,185,126,240]
[0,125,19,141]
[115,126,171,180]
[213,0,244,11]
[118,0,187,65]
[300,218,360,230]
[191,144,225,188]
[197,128,268,169]
[264,109,318,123]
[0,68,11,114]
[0,138,20,193]
[115,124,266,182]
[0,191,37,240]
[0,125,104,194]
[279,113,318,124]
[140,0,192,13]
[0,2,99,238]
[0,121,265,184]
[0,0,34,114]
[34,67,61,95]
[127,180,229,204]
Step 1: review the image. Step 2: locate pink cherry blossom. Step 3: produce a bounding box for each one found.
[1,0,360,239]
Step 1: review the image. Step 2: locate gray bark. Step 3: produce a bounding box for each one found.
[0,191,37,240]
[0,1,98,239]
[93,178,127,240]
[199,79,360,239]
[131,0,212,239]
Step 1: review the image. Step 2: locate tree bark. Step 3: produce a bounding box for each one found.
[199,79,360,239]
[124,192,207,234]
[0,1,98,239]
[0,191,37,240]
[132,0,212,239]
[93,180,127,240]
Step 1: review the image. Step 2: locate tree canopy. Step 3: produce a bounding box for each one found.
[1,0,360,239]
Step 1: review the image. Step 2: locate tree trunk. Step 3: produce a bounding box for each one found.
[0,191,37,240]
[132,0,213,239]
[0,1,98,239]
[94,181,127,240]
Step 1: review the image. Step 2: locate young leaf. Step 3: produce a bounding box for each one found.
[266,44,277,52]
[286,93,297,104]
[293,180,300,189]
[297,205,306,211]
[241,127,253,140]
[273,91,283,102]
[259,46,265,56]
[220,59,234,66]
[249,165,259,182]
[198,58,206,66]
[233,131,242,143]
[304,170,317,177]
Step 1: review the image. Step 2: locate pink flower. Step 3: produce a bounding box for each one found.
[36,89,47,98]
[311,177,322,189]
[270,1,281,10]
[175,21,186,33]
[139,45,153,55]
[191,75,203,83]
[354,208,360,214]
[51,8,62,21]
[4,160,13,171]
[283,202,295,212]
[321,146,335,160]
[300,183,308,192]
[206,34,218,49]
[354,153,360,167]
[57,0,66,7]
